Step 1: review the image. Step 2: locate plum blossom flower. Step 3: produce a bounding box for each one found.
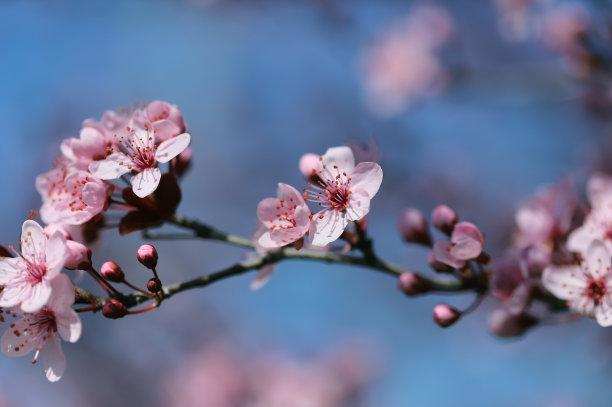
[567,174,612,256]
[36,163,107,225]
[433,222,485,269]
[0,220,67,312]
[257,183,311,249]
[60,124,113,170]
[303,146,383,247]
[89,122,191,198]
[542,240,612,326]
[2,274,81,382]
[249,227,278,291]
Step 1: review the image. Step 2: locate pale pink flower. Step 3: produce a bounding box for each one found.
[1,274,81,382]
[495,0,538,42]
[567,174,612,256]
[542,240,612,326]
[433,222,485,269]
[257,183,311,249]
[0,220,67,312]
[88,122,191,198]
[304,146,383,247]
[36,163,107,225]
[249,227,278,291]
[145,100,186,142]
[60,124,111,170]
[298,153,321,181]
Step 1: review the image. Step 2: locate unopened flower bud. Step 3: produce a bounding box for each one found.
[102,300,128,319]
[427,252,454,272]
[397,272,430,296]
[432,205,457,235]
[488,309,538,338]
[101,261,125,283]
[433,304,461,328]
[137,244,158,269]
[147,278,162,293]
[398,208,432,246]
[64,241,92,270]
[299,153,321,182]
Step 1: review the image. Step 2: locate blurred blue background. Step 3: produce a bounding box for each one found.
[0,0,610,406]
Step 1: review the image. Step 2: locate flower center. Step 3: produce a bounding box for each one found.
[267,198,299,231]
[586,277,607,304]
[117,124,158,171]
[303,163,352,216]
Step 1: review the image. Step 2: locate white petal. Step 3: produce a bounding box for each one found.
[1,319,37,357]
[20,281,52,313]
[566,225,594,255]
[56,310,81,343]
[0,285,28,308]
[130,167,161,198]
[45,232,67,278]
[595,302,612,327]
[541,265,585,300]
[585,240,612,277]
[310,210,348,247]
[21,220,46,263]
[88,153,132,180]
[0,258,23,284]
[345,188,371,222]
[155,133,191,163]
[321,146,355,172]
[41,336,66,382]
[47,274,76,310]
[349,162,383,199]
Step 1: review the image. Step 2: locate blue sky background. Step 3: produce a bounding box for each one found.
[0,0,610,406]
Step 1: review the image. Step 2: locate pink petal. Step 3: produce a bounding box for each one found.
[41,335,66,382]
[155,133,191,163]
[20,281,52,313]
[349,162,383,198]
[21,220,47,263]
[55,310,81,343]
[0,285,27,308]
[1,319,37,357]
[595,302,612,327]
[449,222,484,260]
[0,258,23,284]
[585,240,612,277]
[541,265,585,300]
[131,167,162,198]
[277,183,303,203]
[345,188,371,222]
[88,152,132,180]
[321,146,355,172]
[44,231,67,278]
[566,225,593,255]
[151,119,181,142]
[47,274,76,311]
[293,204,312,229]
[250,265,276,291]
[257,198,282,227]
[258,231,281,248]
[310,210,348,247]
[433,240,464,268]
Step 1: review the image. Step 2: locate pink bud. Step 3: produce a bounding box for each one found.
[427,252,454,272]
[64,241,92,270]
[44,224,71,240]
[101,261,125,283]
[299,153,321,182]
[137,244,158,269]
[147,277,162,293]
[397,208,432,246]
[102,300,128,319]
[433,304,461,327]
[488,309,538,337]
[397,272,430,296]
[432,205,457,235]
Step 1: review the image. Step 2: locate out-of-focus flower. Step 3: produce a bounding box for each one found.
[249,226,279,291]
[360,5,453,117]
[432,303,461,328]
[36,163,107,225]
[89,122,190,198]
[431,204,457,235]
[495,0,539,42]
[397,208,432,246]
[433,222,485,269]
[257,183,311,248]
[542,240,612,326]
[0,221,67,312]
[1,274,81,382]
[567,174,612,257]
[304,146,383,246]
[488,308,538,337]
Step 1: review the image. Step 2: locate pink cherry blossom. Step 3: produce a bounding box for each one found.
[36,163,107,225]
[249,227,279,291]
[60,124,112,170]
[542,240,612,326]
[567,174,612,256]
[257,183,311,249]
[303,146,383,247]
[145,100,186,142]
[433,222,485,268]
[1,274,81,382]
[88,122,191,198]
[0,220,67,312]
